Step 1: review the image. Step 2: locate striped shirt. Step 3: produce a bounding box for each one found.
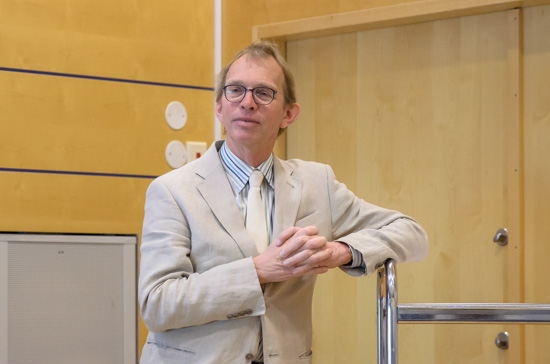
[219,141,363,269]
[219,142,274,243]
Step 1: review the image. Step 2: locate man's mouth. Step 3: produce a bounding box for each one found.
[236,118,260,124]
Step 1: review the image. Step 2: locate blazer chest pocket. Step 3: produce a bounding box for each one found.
[295,211,322,229]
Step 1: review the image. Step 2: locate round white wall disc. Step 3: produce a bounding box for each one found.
[165,101,187,130]
[165,140,187,168]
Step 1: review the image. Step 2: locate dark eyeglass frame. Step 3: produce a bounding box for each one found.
[222,85,278,105]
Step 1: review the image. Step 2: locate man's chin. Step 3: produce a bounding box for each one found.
[227,133,276,149]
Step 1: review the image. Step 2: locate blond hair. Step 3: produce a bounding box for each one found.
[215,40,297,106]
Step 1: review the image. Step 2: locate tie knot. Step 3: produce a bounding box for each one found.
[249,170,264,188]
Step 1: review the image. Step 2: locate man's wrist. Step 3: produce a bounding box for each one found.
[335,241,353,266]
[346,245,353,264]
[252,256,268,284]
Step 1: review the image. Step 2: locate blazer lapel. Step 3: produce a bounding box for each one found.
[272,157,302,240]
[265,158,303,297]
[195,141,258,258]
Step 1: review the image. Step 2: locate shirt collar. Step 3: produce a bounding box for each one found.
[219,141,274,192]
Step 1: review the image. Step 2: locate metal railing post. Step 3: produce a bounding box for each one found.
[376,258,550,363]
[377,259,398,364]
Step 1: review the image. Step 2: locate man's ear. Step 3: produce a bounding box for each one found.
[215,101,223,122]
[280,103,300,129]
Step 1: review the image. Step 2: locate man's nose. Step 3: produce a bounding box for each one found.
[240,90,257,109]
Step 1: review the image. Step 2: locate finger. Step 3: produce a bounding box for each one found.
[284,246,333,268]
[293,262,330,276]
[300,235,327,251]
[274,226,300,247]
[279,235,327,264]
[279,234,314,259]
[293,225,319,238]
[282,246,316,267]
[277,226,319,253]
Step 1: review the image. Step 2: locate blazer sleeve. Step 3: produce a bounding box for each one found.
[138,177,266,333]
[324,165,429,276]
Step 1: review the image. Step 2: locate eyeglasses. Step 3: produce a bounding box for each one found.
[222,85,277,105]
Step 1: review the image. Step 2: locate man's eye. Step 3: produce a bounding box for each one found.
[255,88,272,97]
[227,86,243,93]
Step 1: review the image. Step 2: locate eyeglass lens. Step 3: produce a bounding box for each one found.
[224,85,275,105]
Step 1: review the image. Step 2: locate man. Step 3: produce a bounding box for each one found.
[138,41,428,364]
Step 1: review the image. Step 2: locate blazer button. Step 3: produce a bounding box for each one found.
[227,314,235,319]
[244,309,253,315]
[245,353,254,360]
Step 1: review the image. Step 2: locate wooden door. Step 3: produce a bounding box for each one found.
[286,9,532,364]
[523,5,550,364]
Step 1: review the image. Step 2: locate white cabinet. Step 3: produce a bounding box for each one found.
[0,233,137,364]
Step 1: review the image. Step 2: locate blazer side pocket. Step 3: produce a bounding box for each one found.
[141,340,196,363]
[299,349,313,359]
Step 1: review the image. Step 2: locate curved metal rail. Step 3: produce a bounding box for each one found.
[377,259,550,364]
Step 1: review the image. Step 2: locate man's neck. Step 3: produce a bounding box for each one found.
[224,140,273,168]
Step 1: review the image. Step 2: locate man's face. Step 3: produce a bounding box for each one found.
[215,55,299,157]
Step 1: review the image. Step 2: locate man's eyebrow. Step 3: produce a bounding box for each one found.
[225,80,277,89]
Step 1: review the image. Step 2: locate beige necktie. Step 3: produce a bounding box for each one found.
[246,170,268,253]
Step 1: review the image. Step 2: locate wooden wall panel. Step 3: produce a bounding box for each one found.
[0,71,213,176]
[0,171,150,235]
[222,0,422,65]
[523,4,550,363]
[0,0,214,86]
[0,0,215,355]
[254,0,550,42]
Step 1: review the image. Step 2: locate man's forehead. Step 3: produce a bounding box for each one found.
[226,54,284,85]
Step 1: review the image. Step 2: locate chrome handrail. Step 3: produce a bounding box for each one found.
[377,259,398,364]
[377,259,550,364]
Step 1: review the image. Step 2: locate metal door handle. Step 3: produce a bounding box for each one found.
[495,331,509,350]
[493,228,508,246]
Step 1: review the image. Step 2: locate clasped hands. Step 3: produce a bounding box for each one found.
[253,226,351,284]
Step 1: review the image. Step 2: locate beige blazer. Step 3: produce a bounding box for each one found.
[138,141,428,364]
